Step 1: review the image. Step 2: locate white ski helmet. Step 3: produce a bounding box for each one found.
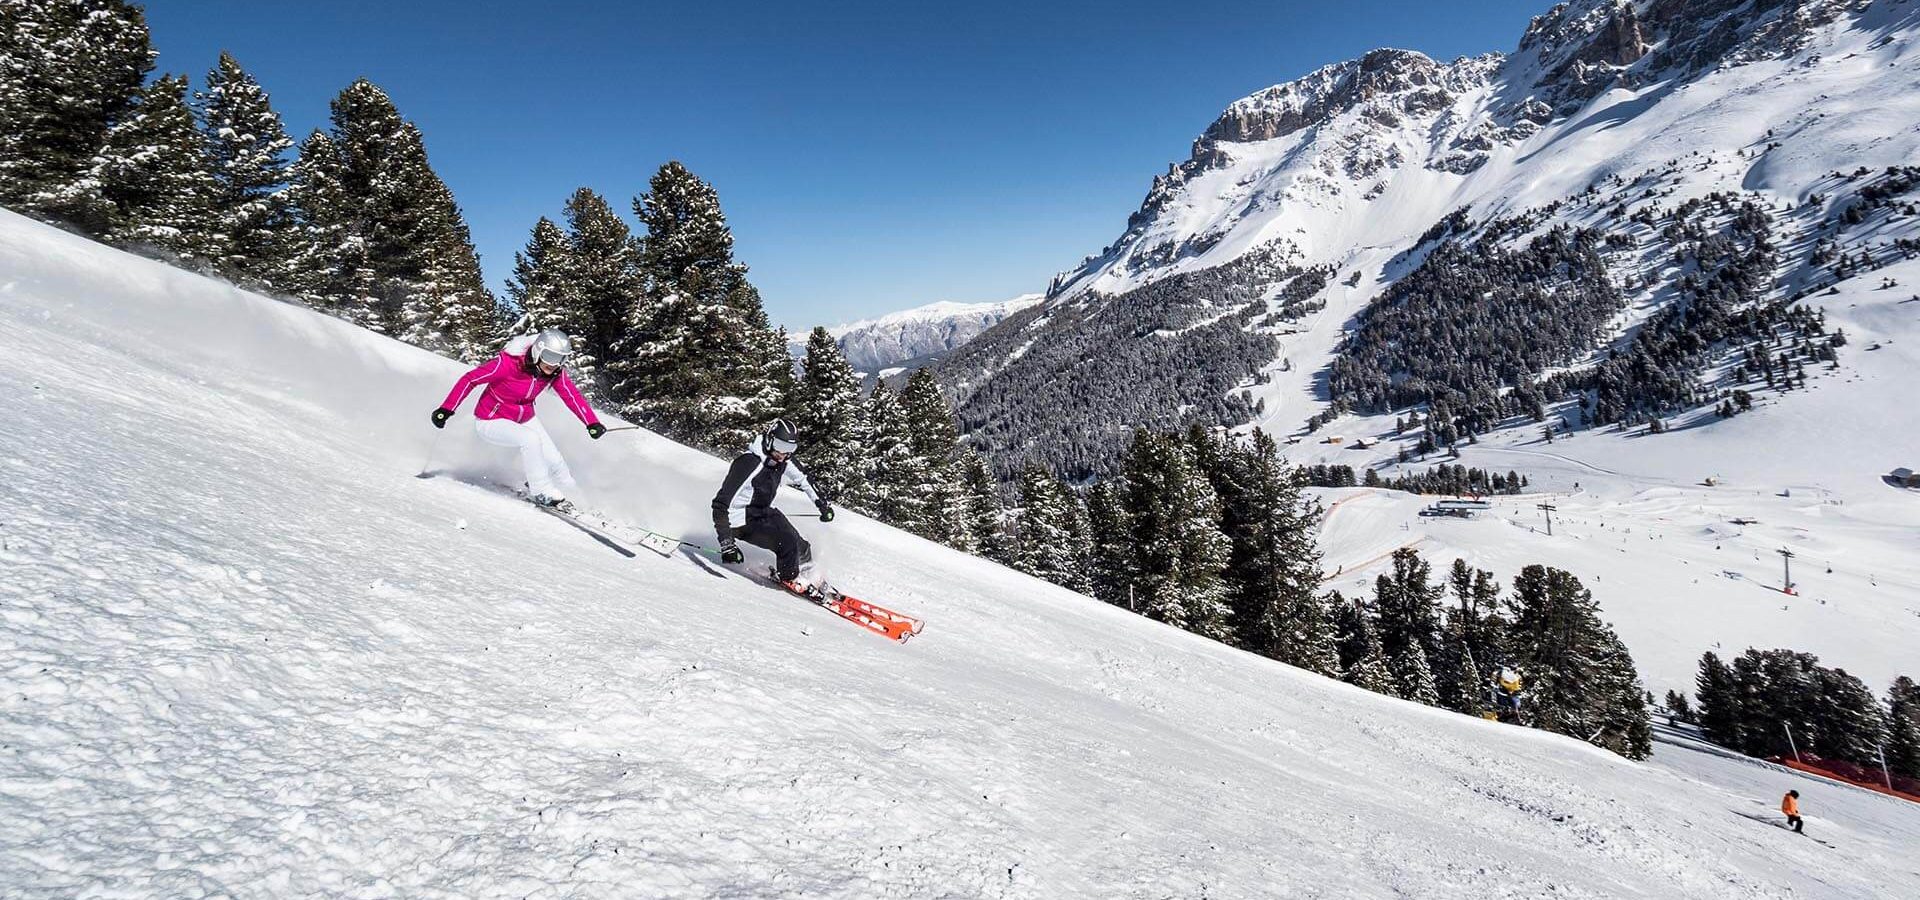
[530,328,572,368]
[763,418,799,455]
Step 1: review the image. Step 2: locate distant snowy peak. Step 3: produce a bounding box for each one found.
[800,294,1043,372]
[1049,48,1506,300]
[1049,0,1883,302]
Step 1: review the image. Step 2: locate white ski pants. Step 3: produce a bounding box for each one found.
[475,417,575,500]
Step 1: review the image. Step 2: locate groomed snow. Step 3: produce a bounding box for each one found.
[4,210,1918,896]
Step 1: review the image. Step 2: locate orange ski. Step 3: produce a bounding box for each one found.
[824,594,924,642]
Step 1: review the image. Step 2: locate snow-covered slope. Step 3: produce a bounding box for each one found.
[1051,0,1912,302]
[1299,253,1920,697]
[950,0,1920,476]
[5,210,1918,896]
[795,294,1042,374]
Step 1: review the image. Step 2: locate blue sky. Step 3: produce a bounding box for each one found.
[145,1,1543,330]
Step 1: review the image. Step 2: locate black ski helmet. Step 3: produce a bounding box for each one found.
[763,418,799,455]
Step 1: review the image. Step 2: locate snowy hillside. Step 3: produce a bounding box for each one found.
[948,0,1920,479]
[795,294,1041,375]
[6,213,1918,895]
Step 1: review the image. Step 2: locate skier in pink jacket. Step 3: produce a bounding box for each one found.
[432,329,605,512]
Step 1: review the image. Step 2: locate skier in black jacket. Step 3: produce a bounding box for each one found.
[712,419,834,589]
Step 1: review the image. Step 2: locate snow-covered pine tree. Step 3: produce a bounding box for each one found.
[1442,559,1506,714]
[506,216,583,341]
[560,188,644,396]
[953,447,1007,560]
[1204,429,1337,676]
[1450,643,1485,716]
[195,51,293,287]
[1373,547,1443,667]
[380,122,496,358]
[1389,641,1441,707]
[281,129,367,317]
[1810,666,1888,765]
[285,80,495,352]
[1663,690,1695,724]
[612,161,785,451]
[1694,651,1744,749]
[1120,431,1232,641]
[847,382,930,531]
[789,327,866,500]
[1011,464,1090,592]
[1886,676,1920,779]
[83,74,220,263]
[1509,564,1651,759]
[1083,479,1133,607]
[1336,603,1394,696]
[900,369,972,546]
[0,0,154,226]
[1596,630,1654,758]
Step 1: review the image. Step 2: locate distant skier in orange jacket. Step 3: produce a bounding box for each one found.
[1781,790,1803,833]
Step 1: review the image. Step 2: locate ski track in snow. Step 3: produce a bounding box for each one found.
[4,210,1919,897]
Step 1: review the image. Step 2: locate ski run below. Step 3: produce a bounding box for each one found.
[3,210,1917,897]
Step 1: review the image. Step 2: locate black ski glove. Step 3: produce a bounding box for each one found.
[586,423,606,440]
[719,538,744,564]
[816,500,835,523]
[431,407,453,429]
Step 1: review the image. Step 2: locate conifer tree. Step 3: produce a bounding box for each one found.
[85,74,219,262]
[196,51,293,285]
[1510,565,1651,758]
[281,129,366,315]
[789,327,866,499]
[556,189,645,393]
[1337,604,1394,696]
[1663,690,1695,724]
[847,382,929,530]
[1207,429,1337,675]
[1390,642,1441,706]
[285,81,495,353]
[900,369,972,546]
[1451,645,1486,716]
[1120,431,1232,641]
[0,0,155,225]
[1012,464,1090,592]
[1373,547,1443,666]
[612,161,785,450]
[1083,479,1132,605]
[506,216,581,338]
[1886,676,1920,779]
[955,447,1008,560]
[1695,651,1743,748]
[382,123,496,358]
[1811,666,1888,764]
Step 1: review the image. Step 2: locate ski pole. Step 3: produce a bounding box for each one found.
[416,426,445,479]
[601,424,645,433]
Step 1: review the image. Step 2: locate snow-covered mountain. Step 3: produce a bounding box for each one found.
[7,211,1918,895]
[795,294,1042,375]
[945,0,1920,479]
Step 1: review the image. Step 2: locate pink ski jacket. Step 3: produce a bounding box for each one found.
[441,338,600,427]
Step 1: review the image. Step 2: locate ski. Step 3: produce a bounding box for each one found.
[767,577,924,643]
[826,592,924,642]
[535,504,637,558]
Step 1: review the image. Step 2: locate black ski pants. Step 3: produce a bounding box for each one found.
[1787,814,1803,833]
[734,509,811,581]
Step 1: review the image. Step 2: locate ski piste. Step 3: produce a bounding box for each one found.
[423,472,924,641]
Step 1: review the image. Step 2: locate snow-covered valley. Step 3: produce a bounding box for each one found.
[5,198,1920,898]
